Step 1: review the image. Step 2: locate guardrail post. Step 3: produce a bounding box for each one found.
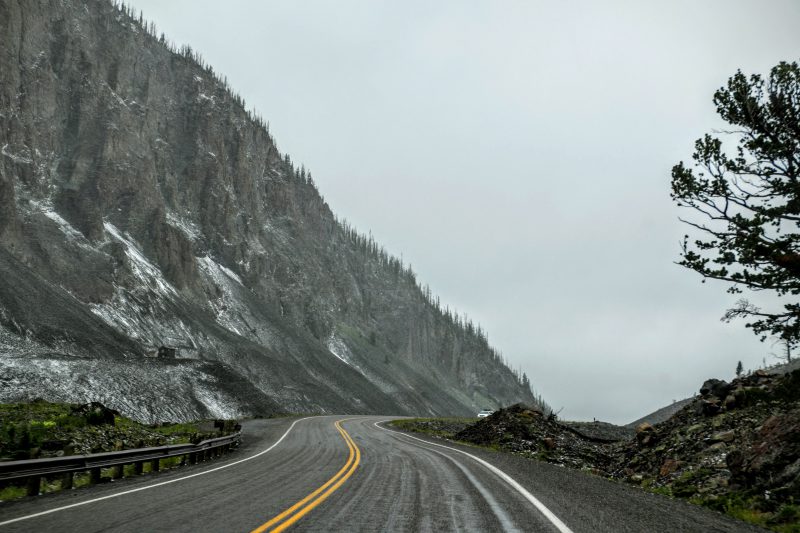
[134,461,144,475]
[150,459,160,472]
[90,467,101,485]
[26,476,40,496]
[61,472,73,490]
[190,452,198,465]
[112,465,123,480]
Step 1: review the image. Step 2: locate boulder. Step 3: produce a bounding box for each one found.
[723,394,737,410]
[635,422,656,446]
[700,379,732,399]
[70,402,118,426]
[659,458,683,476]
[711,429,736,443]
[698,398,721,416]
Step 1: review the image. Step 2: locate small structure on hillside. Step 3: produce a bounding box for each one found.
[157,345,177,358]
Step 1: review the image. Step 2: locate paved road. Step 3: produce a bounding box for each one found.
[0,416,763,532]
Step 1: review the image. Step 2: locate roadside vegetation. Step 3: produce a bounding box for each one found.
[0,399,238,502]
[390,418,477,439]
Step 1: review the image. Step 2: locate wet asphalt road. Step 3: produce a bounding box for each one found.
[0,416,764,532]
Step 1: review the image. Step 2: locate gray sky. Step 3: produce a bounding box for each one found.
[128,0,800,424]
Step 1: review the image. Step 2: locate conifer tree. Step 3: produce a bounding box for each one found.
[672,61,800,346]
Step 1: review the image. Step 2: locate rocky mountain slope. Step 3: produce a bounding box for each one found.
[626,397,695,429]
[0,0,541,422]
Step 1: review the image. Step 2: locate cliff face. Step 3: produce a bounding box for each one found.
[0,0,540,422]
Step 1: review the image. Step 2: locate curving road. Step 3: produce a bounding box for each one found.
[0,416,763,532]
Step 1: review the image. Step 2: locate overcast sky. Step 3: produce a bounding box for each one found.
[129,0,800,424]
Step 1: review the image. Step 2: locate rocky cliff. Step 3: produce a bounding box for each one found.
[0,0,541,422]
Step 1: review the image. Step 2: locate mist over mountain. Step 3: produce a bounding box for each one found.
[0,0,544,422]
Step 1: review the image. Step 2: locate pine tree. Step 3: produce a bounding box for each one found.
[672,61,800,346]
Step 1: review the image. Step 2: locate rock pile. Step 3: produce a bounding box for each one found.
[610,369,800,519]
[454,404,615,472]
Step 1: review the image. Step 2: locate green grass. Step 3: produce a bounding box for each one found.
[73,472,92,489]
[160,456,184,469]
[641,478,673,497]
[670,467,714,498]
[150,422,201,444]
[0,485,27,501]
[684,490,800,532]
[389,418,478,439]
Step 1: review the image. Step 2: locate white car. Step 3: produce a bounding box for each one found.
[477,409,494,418]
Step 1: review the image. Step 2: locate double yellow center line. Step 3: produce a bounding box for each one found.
[251,419,361,533]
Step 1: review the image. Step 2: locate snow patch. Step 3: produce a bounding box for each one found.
[198,255,242,286]
[102,82,128,108]
[218,264,242,285]
[25,199,94,250]
[327,335,364,375]
[29,50,47,70]
[193,383,243,419]
[88,223,199,349]
[197,256,251,337]
[104,222,177,297]
[2,144,32,164]
[41,207,85,240]
[166,211,202,242]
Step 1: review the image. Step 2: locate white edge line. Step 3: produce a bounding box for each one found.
[391,430,518,531]
[374,420,574,533]
[0,417,312,527]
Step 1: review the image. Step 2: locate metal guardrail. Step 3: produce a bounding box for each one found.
[0,431,242,496]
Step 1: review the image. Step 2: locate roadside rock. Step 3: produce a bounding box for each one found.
[608,368,800,527]
[70,402,119,426]
[454,404,615,472]
[700,379,732,399]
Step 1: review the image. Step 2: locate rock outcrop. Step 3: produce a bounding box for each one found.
[0,0,541,421]
[610,369,800,529]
